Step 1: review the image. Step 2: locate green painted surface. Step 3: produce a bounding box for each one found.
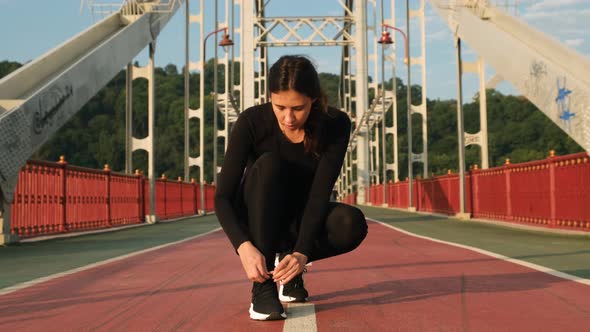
[0,215,221,289]
[2,207,589,291]
[359,205,590,279]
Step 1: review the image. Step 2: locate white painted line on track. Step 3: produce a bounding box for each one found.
[368,218,590,286]
[0,227,223,296]
[283,303,317,332]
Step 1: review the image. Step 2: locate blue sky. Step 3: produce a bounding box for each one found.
[0,0,588,100]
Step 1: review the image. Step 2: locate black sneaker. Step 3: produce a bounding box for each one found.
[276,252,309,303]
[249,278,286,320]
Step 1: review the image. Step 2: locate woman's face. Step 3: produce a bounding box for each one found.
[270,89,315,132]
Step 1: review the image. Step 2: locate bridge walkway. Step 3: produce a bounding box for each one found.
[1,207,589,330]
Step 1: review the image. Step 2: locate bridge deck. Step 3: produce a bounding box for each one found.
[1,207,590,331]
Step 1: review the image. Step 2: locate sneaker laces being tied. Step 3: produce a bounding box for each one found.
[283,267,307,291]
[252,278,277,302]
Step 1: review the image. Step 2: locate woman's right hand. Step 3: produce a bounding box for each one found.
[237,241,271,283]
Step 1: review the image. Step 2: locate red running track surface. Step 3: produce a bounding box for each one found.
[1,221,590,331]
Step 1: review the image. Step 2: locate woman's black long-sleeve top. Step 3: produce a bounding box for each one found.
[214,102,351,258]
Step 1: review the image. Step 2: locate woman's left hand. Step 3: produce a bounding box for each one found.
[272,252,308,284]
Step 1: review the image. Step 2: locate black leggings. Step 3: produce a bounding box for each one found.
[238,152,368,270]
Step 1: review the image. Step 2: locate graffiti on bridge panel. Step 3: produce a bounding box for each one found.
[556,77,574,131]
[524,60,547,97]
[33,84,74,135]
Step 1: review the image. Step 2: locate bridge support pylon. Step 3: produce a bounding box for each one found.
[125,42,159,224]
[0,194,19,245]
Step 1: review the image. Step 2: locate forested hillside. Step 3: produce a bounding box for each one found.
[0,60,582,182]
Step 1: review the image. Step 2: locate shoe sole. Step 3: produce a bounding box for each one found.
[249,303,287,320]
[279,284,308,303]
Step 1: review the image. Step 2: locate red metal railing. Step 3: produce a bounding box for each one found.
[11,159,215,238]
[65,165,109,231]
[13,152,590,238]
[12,161,64,237]
[342,192,357,205]
[351,152,590,232]
[111,172,144,226]
[203,183,216,212]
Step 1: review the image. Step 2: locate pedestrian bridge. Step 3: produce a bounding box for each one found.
[1,1,590,329]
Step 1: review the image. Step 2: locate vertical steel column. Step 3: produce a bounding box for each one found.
[461,57,490,170]
[455,37,468,218]
[197,0,206,211]
[184,0,190,181]
[146,42,157,223]
[346,38,354,198]
[255,0,268,105]
[125,42,158,223]
[479,59,489,169]
[368,128,374,195]
[355,0,370,205]
[213,0,219,185]
[216,0,237,182]
[347,74,354,198]
[405,0,414,209]
[368,0,379,190]
[417,0,428,178]
[241,0,255,108]
[380,0,387,204]
[340,52,348,199]
[406,0,428,184]
[125,63,133,174]
[387,0,399,183]
[0,194,17,245]
[232,0,242,115]
[341,34,354,197]
[187,0,205,213]
[350,156,354,196]
[223,0,232,152]
[238,0,265,106]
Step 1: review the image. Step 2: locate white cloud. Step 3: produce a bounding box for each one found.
[523,8,590,20]
[558,28,590,35]
[529,0,586,11]
[565,38,584,47]
[521,6,590,52]
[427,29,451,42]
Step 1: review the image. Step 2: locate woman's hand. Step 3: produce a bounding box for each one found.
[272,252,308,284]
[237,241,271,283]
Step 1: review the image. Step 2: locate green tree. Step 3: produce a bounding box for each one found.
[0,60,583,184]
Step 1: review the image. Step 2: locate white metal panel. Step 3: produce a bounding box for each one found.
[0,5,181,202]
[354,0,370,204]
[429,0,590,152]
